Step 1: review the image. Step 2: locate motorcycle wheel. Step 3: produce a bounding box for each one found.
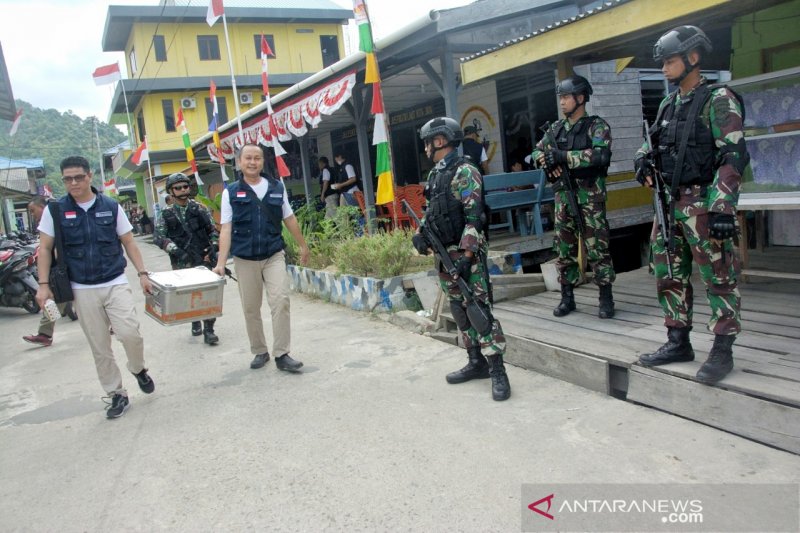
[22,287,40,314]
[65,302,78,321]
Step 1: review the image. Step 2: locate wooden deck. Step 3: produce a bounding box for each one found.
[483,247,800,454]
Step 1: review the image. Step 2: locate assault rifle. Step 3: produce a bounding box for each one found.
[402,199,492,336]
[207,245,237,282]
[642,119,673,279]
[540,121,586,275]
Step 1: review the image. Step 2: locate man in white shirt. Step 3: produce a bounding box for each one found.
[318,156,338,219]
[35,156,155,419]
[213,144,310,372]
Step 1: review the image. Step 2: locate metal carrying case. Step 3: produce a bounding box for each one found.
[145,266,226,326]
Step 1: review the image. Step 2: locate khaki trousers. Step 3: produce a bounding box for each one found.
[233,251,291,356]
[72,284,146,396]
[37,302,69,337]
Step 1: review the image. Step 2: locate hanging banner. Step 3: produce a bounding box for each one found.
[210,71,356,160]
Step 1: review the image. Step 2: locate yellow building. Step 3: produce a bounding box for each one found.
[102,0,352,211]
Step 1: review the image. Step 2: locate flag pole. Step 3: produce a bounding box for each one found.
[143,135,157,216]
[221,13,244,145]
[93,118,107,192]
[118,62,135,148]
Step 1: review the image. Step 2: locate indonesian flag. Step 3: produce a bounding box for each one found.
[131,138,148,165]
[206,0,224,27]
[92,63,121,86]
[104,176,117,195]
[8,109,22,137]
[260,34,274,114]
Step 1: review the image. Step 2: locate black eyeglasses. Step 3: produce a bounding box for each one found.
[61,174,87,184]
[172,185,190,191]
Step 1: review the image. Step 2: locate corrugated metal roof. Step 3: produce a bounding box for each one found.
[167,0,346,8]
[459,0,629,62]
[0,156,44,170]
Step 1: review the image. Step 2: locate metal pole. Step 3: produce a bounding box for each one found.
[119,66,135,148]
[93,118,107,191]
[221,13,244,144]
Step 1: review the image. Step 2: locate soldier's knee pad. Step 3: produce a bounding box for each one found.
[449,300,470,331]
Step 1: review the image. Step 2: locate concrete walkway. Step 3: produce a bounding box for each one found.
[1,239,798,531]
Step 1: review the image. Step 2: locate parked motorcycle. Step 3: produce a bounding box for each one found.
[0,246,39,313]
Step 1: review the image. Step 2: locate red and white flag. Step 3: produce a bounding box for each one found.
[261,34,273,113]
[92,63,122,86]
[8,109,22,136]
[131,138,148,166]
[206,0,224,27]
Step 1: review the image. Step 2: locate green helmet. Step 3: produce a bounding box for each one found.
[166,172,191,192]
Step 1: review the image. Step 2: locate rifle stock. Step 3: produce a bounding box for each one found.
[403,199,492,336]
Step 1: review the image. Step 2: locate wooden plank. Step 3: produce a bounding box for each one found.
[505,334,610,394]
[493,282,546,303]
[743,269,800,280]
[627,366,800,455]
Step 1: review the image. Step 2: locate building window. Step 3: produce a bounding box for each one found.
[197,35,221,61]
[129,47,137,76]
[253,34,276,59]
[136,110,146,143]
[320,35,340,68]
[162,100,176,132]
[153,35,167,62]
[205,96,229,128]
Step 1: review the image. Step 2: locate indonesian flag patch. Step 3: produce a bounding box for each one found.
[236,191,247,198]
[64,211,77,219]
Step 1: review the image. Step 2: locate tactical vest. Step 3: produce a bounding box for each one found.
[336,163,362,193]
[461,138,484,174]
[162,201,212,258]
[319,165,337,198]
[424,154,469,247]
[57,193,126,285]
[553,116,608,181]
[228,177,285,260]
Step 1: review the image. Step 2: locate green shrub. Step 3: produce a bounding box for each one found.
[333,228,421,278]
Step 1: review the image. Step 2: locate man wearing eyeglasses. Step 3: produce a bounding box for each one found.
[154,172,220,345]
[35,156,155,419]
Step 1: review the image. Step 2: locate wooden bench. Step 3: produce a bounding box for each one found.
[484,170,554,235]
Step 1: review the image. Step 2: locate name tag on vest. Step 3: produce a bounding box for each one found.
[95,211,113,217]
[269,193,282,198]
[236,191,247,198]
[64,211,77,219]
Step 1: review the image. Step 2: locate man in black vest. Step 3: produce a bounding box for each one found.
[213,144,310,372]
[413,117,511,401]
[531,75,616,319]
[461,125,489,175]
[35,156,155,419]
[635,26,749,384]
[155,172,220,345]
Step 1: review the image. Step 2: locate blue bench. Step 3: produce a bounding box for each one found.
[484,169,554,235]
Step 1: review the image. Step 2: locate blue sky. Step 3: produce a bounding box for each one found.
[1,0,470,124]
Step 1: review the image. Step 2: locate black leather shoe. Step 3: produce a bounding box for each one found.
[203,329,219,345]
[191,322,202,336]
[446,347,490,384]
[639,327,694,366]
[275,353,303,372]
[696,335,735,384]
[250,352,270,369]
[553,283,576,317]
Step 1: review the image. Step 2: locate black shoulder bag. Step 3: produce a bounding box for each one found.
[47,202,74,303]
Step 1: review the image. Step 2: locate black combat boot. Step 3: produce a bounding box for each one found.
[445,346,490,384]
[553,283,576,317]
[696,334,735,384]
[598,284,615,319]
[639,327,695,366]
[191,321,202,336]
[486,355,511,401]
[203,320,219,345]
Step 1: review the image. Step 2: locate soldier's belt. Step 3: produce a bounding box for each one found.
[672,183,709,200]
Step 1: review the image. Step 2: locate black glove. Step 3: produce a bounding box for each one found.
[412,233,430,255]
[708,213,736,240]
[454,255,473,280]
[544,149,568,170]
[171,247,191,263]
[634,153,655,186]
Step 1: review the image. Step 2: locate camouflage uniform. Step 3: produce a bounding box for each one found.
[638,79,744,335]
[425,154,506,356]
[532,116,616,286]
[155,200,219,269]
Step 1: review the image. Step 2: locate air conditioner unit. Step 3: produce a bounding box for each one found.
[180,97,196,110]
[239,92,253,105]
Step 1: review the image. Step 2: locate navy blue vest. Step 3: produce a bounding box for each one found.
[57,193,127,284]
[227,176,285,260]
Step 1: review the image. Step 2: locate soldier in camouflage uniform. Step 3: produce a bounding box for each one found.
[155,173,221,345]
[635,26,749,384]
[412,116,510,401]
[531,75,616,319]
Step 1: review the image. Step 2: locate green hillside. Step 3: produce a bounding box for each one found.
[0,100,127,197]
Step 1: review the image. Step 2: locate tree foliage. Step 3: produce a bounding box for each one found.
[0,100,127,196]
